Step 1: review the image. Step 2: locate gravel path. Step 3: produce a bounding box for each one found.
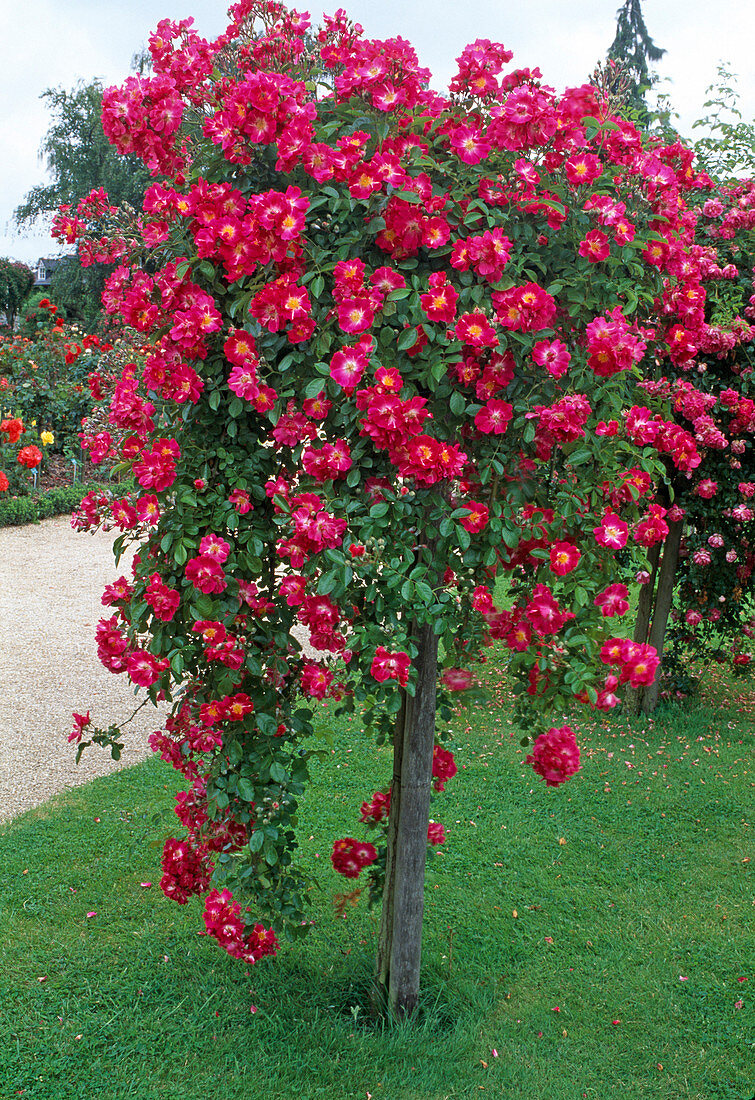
[0,515,159,822]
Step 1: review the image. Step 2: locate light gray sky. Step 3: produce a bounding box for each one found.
[2,0,754,266]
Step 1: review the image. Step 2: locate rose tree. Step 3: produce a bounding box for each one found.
[626,177,755,708]
[64,1,707,1014]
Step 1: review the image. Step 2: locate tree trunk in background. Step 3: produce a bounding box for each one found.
[639,519,683,713]
[374,622,438,1017]
[625,541,661,715]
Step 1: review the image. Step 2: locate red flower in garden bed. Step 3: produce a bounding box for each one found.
[1,417,24,445]
[17,445,43,469]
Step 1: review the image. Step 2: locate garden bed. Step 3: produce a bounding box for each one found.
[38,453,97,491]
[0,459,121,528]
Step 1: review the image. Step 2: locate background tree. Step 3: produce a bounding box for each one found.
[0,259,34,329]
[693,64,755,180]
[627,174,755,713]
[14,80,152,329]
[607,68,755,712]
[606,0,666,123]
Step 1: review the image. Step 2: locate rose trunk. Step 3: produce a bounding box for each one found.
[374,621,438,1017]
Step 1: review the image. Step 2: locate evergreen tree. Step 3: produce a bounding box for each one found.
[607,0,666,122]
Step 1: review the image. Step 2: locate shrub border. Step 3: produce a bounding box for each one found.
[0,484,101,528]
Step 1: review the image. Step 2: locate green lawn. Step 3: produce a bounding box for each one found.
[1,660,753,1099]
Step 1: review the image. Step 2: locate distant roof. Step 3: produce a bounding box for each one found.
[34,256,71,286]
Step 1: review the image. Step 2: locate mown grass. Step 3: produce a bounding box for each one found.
[1,659,753,1100]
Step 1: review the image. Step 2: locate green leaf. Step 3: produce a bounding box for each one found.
[391,189,424,204]
[193,595,215,618]
[248,830,265,853]
[449,391,466,415]
[270,761,287,785]
[415,580,433,604]
[196,260,217,282]
[397,327,418,351]
[317,571,337,595]
[534,198,565,217]
[304,376,326,399]
[238,777,255,802]
[623,290,639,315]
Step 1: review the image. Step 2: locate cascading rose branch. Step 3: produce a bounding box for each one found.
[62,0,710,972]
